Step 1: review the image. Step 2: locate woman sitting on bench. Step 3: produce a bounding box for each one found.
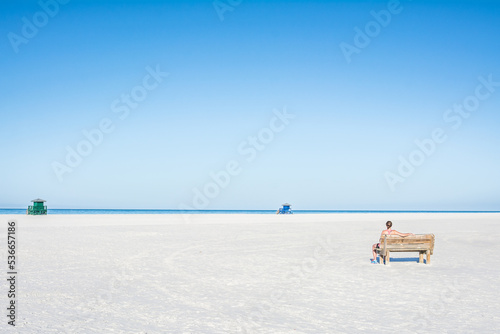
[371,221,413,264]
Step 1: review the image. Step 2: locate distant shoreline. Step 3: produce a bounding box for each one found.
[1,209,499,215]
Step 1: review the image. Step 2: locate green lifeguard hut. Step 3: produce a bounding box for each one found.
[27,198,47,215]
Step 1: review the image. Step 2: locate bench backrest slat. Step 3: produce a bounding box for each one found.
[379,234,435,254]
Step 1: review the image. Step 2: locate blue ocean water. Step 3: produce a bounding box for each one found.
[0,209,498,215]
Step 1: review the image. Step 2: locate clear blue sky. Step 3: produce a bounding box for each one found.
[1,0,499,210]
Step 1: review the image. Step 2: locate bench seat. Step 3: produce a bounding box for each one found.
[375,234,435,265]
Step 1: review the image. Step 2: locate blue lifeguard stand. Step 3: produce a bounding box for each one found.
[277,203,293,214]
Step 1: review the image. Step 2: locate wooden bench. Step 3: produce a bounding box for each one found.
[376,234,435,265]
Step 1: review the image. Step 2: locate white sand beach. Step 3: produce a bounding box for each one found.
[1,213,499,333]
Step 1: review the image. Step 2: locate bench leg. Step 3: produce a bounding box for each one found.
[426,250,431,264]
[376,251,383,264]
[419,252,424,264]
[386,251,390,265]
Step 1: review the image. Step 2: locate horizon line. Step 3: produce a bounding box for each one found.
[1,208,499,213]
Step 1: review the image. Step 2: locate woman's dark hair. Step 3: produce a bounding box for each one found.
[386,221,393,229]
